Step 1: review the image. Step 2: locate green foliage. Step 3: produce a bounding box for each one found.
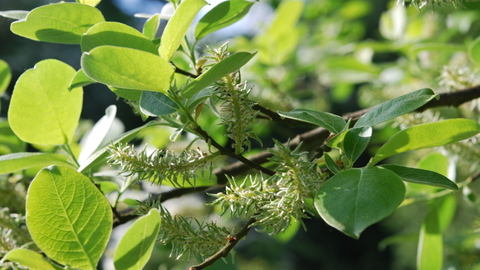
[1,0,480,269]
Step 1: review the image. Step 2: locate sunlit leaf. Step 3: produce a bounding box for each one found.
[76,0,102,7]
[81,46,174,92]
[159,0,207,60]
[11,3,105,44]
[0,10,29,20]
[0,152,74,174]
[70,69,96,89]
[0,59,11,96]
[114,209,161,270]
[195,0,254,40]
[26,166,112,269]
[354,88,438,128]
[182,51,256,97]
[8,59,83,145]
[2,249,62,270]
[81,22,157,54]
[469,36,480,66]
[371,119,480,165]
[277,109,347,134]
[315,167,405,238]
[143,14,161,40]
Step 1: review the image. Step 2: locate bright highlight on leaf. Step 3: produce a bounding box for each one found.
[0,59,11,96]
[76,0,102,7]
[142,13,161,40]
[315,167,405,238]
[159,0,207,60]
[371,119,480,165]
[26,166,112,270]
[8,59,83,145]
[114,208,161,270]
[0,152,74,174]
[81,46,174,92]
[11,3,105,44]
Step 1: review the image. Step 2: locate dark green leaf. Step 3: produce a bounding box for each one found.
[354,88,438,128]
[381,164,458,190]
[278,109,347,134]
[324,153,342,174]
[315,167,405,238]
[140,91,179,116]
[343,126,372,163]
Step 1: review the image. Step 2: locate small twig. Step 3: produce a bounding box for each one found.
[188,218,256,270]
[175,66,199,78]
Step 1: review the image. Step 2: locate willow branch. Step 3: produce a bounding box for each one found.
[188,218,256,270]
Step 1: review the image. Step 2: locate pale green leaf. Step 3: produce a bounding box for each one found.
[0,152,74,174]
[114,208,161,270]
[0,10,29,20]
[81,46,174,92]
[344,126,372,163]
[81,22,157,54]
[273,217,300,243]
[159,0,207,60]
[0,59,11,96]
[78,105,117,164]
[78,121,159,173]
[109,86,142,101]
[354,88,438,128]
[195,0,254,40]
[470,36,480,66]
[26,166,112,269]
[76,0,102,7]
[381,164,458,190]
[70,69,96,89]
[182,51,256,97]
[2,249,63,270]
[143,14,161,40]
[11,3,105,44]
[314,167,405,238]
[97,181,119,194]
[140,91,179,116]
[371,119,480,165]
[8,59,83,145]
[277,109,347,134]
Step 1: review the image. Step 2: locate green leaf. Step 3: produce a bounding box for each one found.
[78,121,159,173]
[314,167,405,238]
[277,109,347,134]
[324,153,342,174]
[8,59,83,145]
[81,46,174,92]
[143,14,161,40]
[76,0,102,7]
[371,119,480,165]
[109,86,143,101]
[78,105,117,164]
[140,91,179,116]
[417,196,456,270]
[0,152,74,174]
[114,208,161,270]
[81,22,157,54]
[0,10,29,20]
[354,88,438,128]
[70,69,96,89]
[381,164,458,190]
[0,59,12,96]
[159,0,207,60]
[26,166,112,269]
[272,217,300,243]
[343,126,372,163]
[2,249,63,270]
[195,0,254,40]
[182,51,256,97]
[470,36,480,66]
[97,181,119,194]
[11,3,105,44]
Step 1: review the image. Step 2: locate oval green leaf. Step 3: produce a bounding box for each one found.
[195,0,254,40]
[140,91,179,116]
[314,167,405,238]
[0,152,74,174]
[159,0,207,60]
[343,126,372,163]
[81,22,157,54]
[81,46,174,93]
[11,3,105,44]
[26,166,112,270]
[8,59,83,145]
[381,164,458,190]
[70,69,96,89]
[354,88,438,128]
[278,109,347,134]
[324,153,342,174]
[2,249,63,270]
[182,51,256,98]
[143,14,161,40]
[0,59,11,96]
[114,208,161,270]
[371,119,480,165]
